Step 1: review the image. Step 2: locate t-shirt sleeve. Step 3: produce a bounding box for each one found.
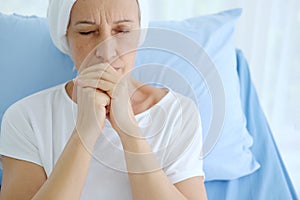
[0,103,42,166]
[163,97,205,184]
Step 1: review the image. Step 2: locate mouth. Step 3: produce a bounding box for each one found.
[112,66,121,71]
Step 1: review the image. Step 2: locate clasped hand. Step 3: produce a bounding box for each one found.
[73,63,138,146]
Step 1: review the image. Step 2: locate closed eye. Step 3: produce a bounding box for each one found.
[120,30,130,34]
[79,31,96,35]
[115,30,130,35]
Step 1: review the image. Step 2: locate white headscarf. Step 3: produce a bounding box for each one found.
[47,0,149,55]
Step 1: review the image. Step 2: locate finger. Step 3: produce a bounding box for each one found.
[78,63,108,74]
[78,65,106,80]
[95,91,111,107]
[79,63,116,76]
[77,70,120,84]
[75,79,115,92]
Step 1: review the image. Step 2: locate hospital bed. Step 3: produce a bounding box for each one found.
[0,11,298,199]
[204,49,298,199]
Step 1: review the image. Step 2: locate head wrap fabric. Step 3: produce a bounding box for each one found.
[47,0,77,55]
[47,0,149,55]
[137,0,150,46]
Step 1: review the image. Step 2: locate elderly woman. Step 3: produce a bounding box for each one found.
[0,0,207,199]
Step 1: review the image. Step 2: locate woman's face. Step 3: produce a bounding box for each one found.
[67,0,140,74]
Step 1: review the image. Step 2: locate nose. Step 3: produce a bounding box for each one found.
[95,35,117,63]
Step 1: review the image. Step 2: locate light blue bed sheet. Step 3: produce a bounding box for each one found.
[204,49,298,200]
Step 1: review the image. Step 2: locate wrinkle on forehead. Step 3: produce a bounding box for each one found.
[70,0,139,26]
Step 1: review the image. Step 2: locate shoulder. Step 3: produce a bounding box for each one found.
[146,85,197,110]
[160,89,199,114]
[143,88,201,129]
[3,83,67,121]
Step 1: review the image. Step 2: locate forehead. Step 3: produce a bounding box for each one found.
[70,0,139,23]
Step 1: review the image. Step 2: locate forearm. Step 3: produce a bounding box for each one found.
[119,131,187,200]
[32,130,92,200]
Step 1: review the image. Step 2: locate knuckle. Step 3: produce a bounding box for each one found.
[95,93,110,107]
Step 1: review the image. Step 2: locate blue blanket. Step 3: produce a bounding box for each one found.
[204,49,298,200]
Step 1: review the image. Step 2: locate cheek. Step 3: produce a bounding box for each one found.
[122,51,137,70]
[68,36,96,69]
[68,33,139,71]
[116,32,140,54]
[72,46,85,68]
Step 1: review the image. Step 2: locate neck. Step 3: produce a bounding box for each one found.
[127,78,148,105]
[65,80,77,103]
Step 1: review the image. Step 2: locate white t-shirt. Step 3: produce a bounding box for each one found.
[0,82,204,199]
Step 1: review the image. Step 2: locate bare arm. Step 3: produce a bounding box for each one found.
[32,131,93,199]
[74,64,207,200]
[0,130,94,200]
[119,131,207,200]
[74,64,208,199]
[0,157,47,200]
[0,130,207,200]
[174,177,207,200]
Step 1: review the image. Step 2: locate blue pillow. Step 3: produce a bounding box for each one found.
[0,9,259,181]
[135,9,260,180]
[0,13,76,126]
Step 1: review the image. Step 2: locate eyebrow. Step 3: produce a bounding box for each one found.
[113,19,134,24]
[75,21,95,25]
[75,19,134,26]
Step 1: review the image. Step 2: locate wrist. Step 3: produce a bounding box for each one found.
[119,135,161,173]
[72,127,99,151]
[117,126,143,145]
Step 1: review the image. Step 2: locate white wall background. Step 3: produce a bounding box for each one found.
[1,0,299,195]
